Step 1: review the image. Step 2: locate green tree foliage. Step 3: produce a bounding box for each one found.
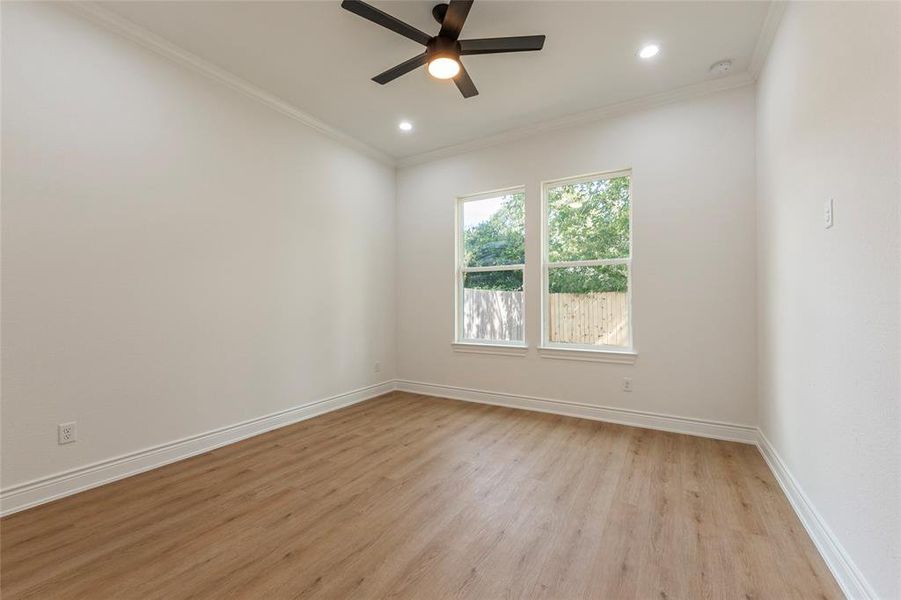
[548,264,628,294]
[547,176,630,293]
[547,177,630,262]
[462,177,630,293]
[463,193,525,291]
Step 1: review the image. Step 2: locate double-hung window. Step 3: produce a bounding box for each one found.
[455,188,526,346]
[541,171,633,351]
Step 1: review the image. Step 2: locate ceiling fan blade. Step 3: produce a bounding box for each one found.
[459,35,546,55]
[454,64,478,98]
[372,53,429,84]
[438,0,473,40]
[341,0,432,46]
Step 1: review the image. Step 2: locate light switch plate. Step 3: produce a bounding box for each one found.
[825,198,834,229]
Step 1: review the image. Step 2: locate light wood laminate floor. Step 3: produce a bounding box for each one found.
[1,392,841,599]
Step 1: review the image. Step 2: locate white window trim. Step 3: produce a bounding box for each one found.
[539,168,636,356]
[537,346,637,364]
[454,186,528,349]
[451,342,529,356]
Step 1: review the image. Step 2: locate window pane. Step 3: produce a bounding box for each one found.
[547,265,629,347]
[462,192,525,267]
[547,176,630,262]
[463,270,523,342]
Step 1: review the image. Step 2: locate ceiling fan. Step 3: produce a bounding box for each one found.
[340,0,546,98]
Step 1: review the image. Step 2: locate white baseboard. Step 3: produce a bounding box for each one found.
[395,379,758,444]
[1,377,874,600]
[756,432,878,600]
[0,381,395,517]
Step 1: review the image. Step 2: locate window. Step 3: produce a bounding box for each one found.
[541,171,632,351]
[455,188,526,346]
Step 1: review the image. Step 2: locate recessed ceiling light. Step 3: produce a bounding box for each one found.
[398,121,413,132]
[639,44,660,59]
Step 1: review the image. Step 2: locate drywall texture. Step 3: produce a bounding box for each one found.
[1,3,396,488]
[396,86,758,427]
[756,2,900,597]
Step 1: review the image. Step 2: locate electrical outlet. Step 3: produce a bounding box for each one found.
[824,198,834,229]
[622,377,633,392]
[58,422,77,445]
[374,361,382,373]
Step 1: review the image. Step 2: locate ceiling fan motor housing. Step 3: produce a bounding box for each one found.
[427,36,461,61]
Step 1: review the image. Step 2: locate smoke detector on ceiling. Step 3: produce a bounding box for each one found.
[709,60,733,77]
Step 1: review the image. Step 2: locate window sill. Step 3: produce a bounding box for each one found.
[452,342,529,357]
[537,346,637,364]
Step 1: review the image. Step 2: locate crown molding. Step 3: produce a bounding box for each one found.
[749,1,788,79]
[396,71,756,168]
[64,1,784,172]
[64,2,396,167]
[396,0,785,169]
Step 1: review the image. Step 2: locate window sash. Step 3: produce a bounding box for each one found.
[457,266,526,344]
[460,264,525,273]
[541,262,631,351]
[455,188,526,345]
[545,258,629,269]
[540,170,633,351]
[543,168,632,189]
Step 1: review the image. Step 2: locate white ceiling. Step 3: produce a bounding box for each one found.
[99,1,771,160]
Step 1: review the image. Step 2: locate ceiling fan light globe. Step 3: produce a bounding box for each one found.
[427,57,461,79]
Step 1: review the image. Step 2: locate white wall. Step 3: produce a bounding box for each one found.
[1,3,396,489]
[396,86,758,427]
[756,2,900,598]
[5,5,897,594]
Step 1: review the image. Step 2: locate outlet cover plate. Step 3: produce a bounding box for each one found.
[58,422,77,445]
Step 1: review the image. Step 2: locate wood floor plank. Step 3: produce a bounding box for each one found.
[0,392,842,599]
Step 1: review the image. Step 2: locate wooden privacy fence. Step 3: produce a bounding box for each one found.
[547,291,629,346]
[463,289,524,342]
[463,290,628,346]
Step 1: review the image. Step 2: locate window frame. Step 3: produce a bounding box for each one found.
[454,186,528,349]
[539,169,635,356]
